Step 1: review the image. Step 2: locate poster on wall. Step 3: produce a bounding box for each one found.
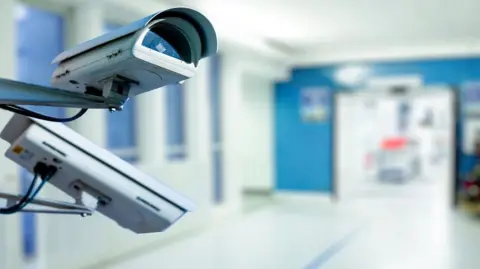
[300,88,330,122]
[463,82,480,116]
[462,82,480,154]
[463,118,480,155]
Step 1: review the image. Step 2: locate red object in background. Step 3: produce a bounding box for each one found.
[464,180,476,189]
[464,180,480,198]
[381,137,407,150]
[364,153,374,169]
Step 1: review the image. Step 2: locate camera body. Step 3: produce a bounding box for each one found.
[1,114,196,233]
[51,8,218,100]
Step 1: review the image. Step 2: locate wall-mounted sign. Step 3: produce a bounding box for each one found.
[300,88,330,122]
[463,82,480,116]
[463,118,480,155]
[463,82,480,102]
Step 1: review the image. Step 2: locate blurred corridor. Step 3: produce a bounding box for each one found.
[102,192,471,269]
[1,0,480,269]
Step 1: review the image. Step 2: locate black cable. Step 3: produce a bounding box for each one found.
[0,105,88,122]
[22,164,57,207]
[0,163,57,215]
[0,173,39,214]
[25,174,52,204]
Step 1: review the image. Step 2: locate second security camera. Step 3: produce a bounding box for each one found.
[51,8,218,103]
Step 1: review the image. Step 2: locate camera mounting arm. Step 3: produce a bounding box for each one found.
[0,192,94,216]
[0,77,128,110]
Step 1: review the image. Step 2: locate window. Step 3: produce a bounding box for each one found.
[106,100,137,161]
[15,4,65,259]
[16,4,65,118]
[104,23,138,162]
[166,83,187,160]
[210,54,223,203]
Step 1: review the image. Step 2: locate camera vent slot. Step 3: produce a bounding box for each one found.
[42,141,66,157]
[136,197,160,212]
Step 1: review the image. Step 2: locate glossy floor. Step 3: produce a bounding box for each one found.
[105,190,478,269]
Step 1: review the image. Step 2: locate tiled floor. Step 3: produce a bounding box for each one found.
[105,186,479,269]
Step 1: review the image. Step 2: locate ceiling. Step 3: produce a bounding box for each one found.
[174,0,480,53]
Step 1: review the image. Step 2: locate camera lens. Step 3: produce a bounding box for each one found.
[141,31,182,60]
[146,17,202,66]
[154,8,218,59]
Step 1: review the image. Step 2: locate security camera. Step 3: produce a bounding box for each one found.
[0,114,196,233]
[0,7,217,117]
[51,7,218,104]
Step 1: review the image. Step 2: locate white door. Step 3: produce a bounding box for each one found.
[335,87,455,207]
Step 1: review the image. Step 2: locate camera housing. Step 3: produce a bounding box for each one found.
[51,8,218,100]
[1,114,196,233]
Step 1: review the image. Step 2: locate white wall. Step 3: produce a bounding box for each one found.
[65,2,107,146]
[240,73,274,192]
[335,93,359,200]
[218,54,244,214]
[0,2,23,269]
[218,48,285,214]
[291,39,480,66]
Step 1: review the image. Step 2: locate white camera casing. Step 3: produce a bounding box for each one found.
[51,8,218,98]
[0,114,196,233]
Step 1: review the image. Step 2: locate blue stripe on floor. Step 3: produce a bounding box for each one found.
[303,225,365,269]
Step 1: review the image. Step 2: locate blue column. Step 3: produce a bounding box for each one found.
[16,4,65,260]
[210,54,223,203]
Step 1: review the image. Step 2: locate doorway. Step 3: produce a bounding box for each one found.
[334,87,456,207]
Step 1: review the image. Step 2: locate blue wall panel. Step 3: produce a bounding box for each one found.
[276,58,480,193]
[210,55,222,144]
[106,101,136,149]
[16,5,65,259]
[275,83,333,192]
[20,171,37,259]
[166,83,186,160]
[210,54,223,203]
[104,23,137,161]
[17,5,65,117]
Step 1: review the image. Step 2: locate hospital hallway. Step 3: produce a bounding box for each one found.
[97,190,478,269]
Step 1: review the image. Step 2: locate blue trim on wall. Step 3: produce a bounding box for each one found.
[106,100,136,149]
[166,83,186,160]
[16,4,65,259]
[210,54,223,203]
[20,171,37,259]
[276,57,478,192]
[210,54,222,144]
